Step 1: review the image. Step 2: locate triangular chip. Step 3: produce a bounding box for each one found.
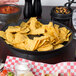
[25,39,40,51]
[54,44,64,50]
[13,33,26,44]
[0,31,6,39]
[6,32,14,42]
[5,26,20,33]
[37,44,53,51]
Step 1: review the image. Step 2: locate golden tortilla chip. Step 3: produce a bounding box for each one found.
[43,22,59,41]
[5,40,13,45]
[37,44,53,51]
[29,27,45,35]
[38,36,50,47]
[5,26,20,33]
[64,32,72,41]
[43,33,55,43]
[48,22,53,27]
[65,37,69,41]
[6,32,14,42]
[13,33,26,44]
[67,32,72,38]
[60,27,68,32]
[38,40,48,47]
[20,27,30,34]
[29,17,37,31]
[54,24,59,35]
[35,21,43,29]
[34,36,50,42]
[20,22,27,28]
[60,27,70,35]
[25,39,40,51]
[54,44,64,50]
[53,39,64,45]
[0,31,6,39]
[59,29,67,40]
[13,43,26,50]
[33,39,41,50]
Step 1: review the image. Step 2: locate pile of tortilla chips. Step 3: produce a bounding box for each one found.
[0,17,72,51]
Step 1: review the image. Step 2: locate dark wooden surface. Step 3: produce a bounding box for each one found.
[0,6,76,64]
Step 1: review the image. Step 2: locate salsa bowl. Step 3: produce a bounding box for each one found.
[0,4,22,25]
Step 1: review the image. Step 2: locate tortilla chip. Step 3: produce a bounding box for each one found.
[54,24,59,35]
[13,33,26,44]
[5,40,13,45]
[29,17,37,31]
[35,21,43,29]
[20,22,27,28]
[0,31,6,39]
[29,27,45,35]
[67,32,72,38]
[65,37,69,41]
[38,40,48,47]
[59,29,67,40]
[53,39,64,45]
[25,39,40,51]
[6,32,14,42]
[37,44,53,51]
[5,26,20,33]
[54,44,64,50]
[13,43,26,50]
[20,27,30,33]
[60,27,68,32]
[64,32,72,41]
[43,22,59,41]
[48,22,53,27]
[40,36,50,47]
[33,39,41,50]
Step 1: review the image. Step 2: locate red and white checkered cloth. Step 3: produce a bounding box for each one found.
[4,56,76,76]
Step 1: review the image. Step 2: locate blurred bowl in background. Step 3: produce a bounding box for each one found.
[51,6,73,20]
[50,6,73,26]
[0,4,22,25]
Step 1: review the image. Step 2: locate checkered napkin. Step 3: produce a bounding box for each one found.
[4,56,76,76]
